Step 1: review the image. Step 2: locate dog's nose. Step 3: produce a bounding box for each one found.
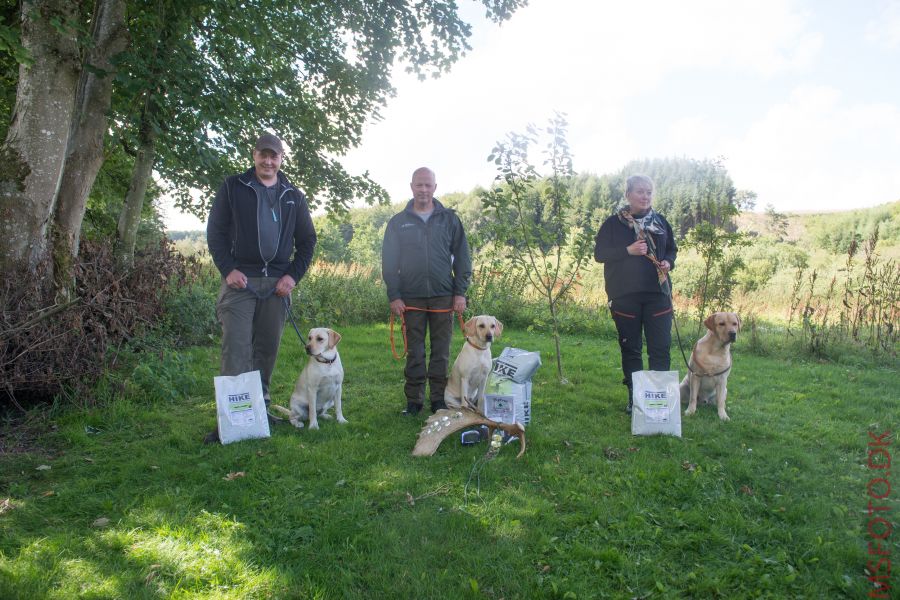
[729,332,737,342]
[486,334,493,342]
[305,345,313,355]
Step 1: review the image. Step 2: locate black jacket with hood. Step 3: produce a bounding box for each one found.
[381,199,472,301]
[207,167,316,281]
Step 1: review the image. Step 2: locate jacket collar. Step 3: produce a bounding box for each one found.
[238,167,295,193]
[403,198,447,217]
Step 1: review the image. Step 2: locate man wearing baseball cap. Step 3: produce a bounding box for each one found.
[205,132,317,442]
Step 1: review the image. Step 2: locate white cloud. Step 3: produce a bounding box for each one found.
[866,0,900,49]
[721,85,900,212]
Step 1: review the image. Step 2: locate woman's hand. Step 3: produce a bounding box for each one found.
[626,240,648,256]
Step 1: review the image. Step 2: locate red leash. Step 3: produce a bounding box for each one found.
[390,307,466,359]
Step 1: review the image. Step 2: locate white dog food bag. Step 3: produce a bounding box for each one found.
[631,370,682,437]
[483,347,541,426]
[214,370,271,444]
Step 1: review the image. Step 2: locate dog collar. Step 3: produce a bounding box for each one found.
[465,337,489,351]
[688,357,731,378]
[313,353,337,364]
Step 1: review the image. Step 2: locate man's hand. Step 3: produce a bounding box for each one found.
[390,299,406,316]
[275,274,296,297]
[226,269,247,289]
[626,240,648,256]
[452,295,467,314]
[658,260,671,273]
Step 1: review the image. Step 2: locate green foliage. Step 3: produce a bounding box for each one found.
[679,222,751,330]
[806,201,900,253]
[81,141,165,248]
[107,0,526,218]
[292,262,386,325]
[482,115,594,381]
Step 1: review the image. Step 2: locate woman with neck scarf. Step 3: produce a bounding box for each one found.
[594,174,677,414]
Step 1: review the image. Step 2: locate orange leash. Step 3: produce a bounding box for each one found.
[390,307,466,359]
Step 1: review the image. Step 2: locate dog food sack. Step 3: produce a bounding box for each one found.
[214,370,271,444]
[484,347,540,426]
[631,370,682,437]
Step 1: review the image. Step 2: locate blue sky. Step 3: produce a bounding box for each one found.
[164,0,900,229]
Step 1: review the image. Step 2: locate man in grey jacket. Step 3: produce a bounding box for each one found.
[382,167,472,415]
[205,133,316,441]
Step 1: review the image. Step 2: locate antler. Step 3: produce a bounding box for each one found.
[412,408,526,458]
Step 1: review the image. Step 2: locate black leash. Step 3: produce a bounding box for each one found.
[243,282,305,343]
[665,274,732,378]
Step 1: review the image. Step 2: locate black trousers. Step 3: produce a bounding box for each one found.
[403,296,454,408]
[609,292,673,390]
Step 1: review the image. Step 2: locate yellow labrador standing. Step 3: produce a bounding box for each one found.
[444,315,503,411]
[681,312,741,421]
[272,328,347,430]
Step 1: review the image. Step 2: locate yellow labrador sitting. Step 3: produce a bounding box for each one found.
[444,316,503,411]
[680,312,741,421]
[272,328,347,430]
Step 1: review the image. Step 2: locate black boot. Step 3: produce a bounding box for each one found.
[625,386,634,414]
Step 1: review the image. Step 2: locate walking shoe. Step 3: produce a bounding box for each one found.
[401,401,422,416]
[625,388,633,414]
[203,428,220,444]
[430,401,448,413]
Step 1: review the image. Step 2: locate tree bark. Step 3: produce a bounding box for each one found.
[52,0,129,290]
[115,113,158,269]
[0,0,81,279]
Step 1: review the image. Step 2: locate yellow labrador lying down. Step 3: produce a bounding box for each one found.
[444,315,503,411]
[680,312,741,421]
[271,327,347,430]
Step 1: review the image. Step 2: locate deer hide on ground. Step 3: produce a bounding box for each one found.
[412,408,526,458]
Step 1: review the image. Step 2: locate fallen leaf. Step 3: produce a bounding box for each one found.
[563,440,572,448]
[335,479,346,487]
[627,447,640,452]
[554,454,560,464]
[602,491,613,497]
[604,447,622,460]
[0,498,13,514]
[541,564,551,573]
[41,490,55,497]
[83,457,94,463]
[149,465,159,470]
[92,517,111,528]
[223,471,246,481]
[36,465,51,471]
[406,492,415,506]
[682,461,697,472]
[740,485,754,496]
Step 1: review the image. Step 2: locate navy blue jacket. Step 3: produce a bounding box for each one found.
[207,168,316,281]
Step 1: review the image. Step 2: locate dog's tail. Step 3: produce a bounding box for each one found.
[269,405,292,418]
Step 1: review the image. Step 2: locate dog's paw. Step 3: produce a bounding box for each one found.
[685,406,696,416]
[718,411,730,422]
[308,422,319,430]
[290,419,304,429]
[321,412,334,420]
[337,416,349,424]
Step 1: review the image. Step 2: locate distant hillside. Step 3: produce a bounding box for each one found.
[734,201,900,254]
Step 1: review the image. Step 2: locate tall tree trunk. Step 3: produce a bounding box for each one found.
[52,0,128,291]
[115,113,157,269]
[0,0,81,280]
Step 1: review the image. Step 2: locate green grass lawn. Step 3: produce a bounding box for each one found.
[1,324,897,599]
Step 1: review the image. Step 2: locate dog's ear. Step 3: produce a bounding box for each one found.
[494,318,503,338]
[704,313,717,331]
[327,329,342,349]
[464,317,477,338]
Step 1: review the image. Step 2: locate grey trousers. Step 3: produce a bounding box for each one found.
[403,296,454,408]
[216,277,289,400]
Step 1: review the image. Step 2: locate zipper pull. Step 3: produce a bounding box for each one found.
[271,208,278,222]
